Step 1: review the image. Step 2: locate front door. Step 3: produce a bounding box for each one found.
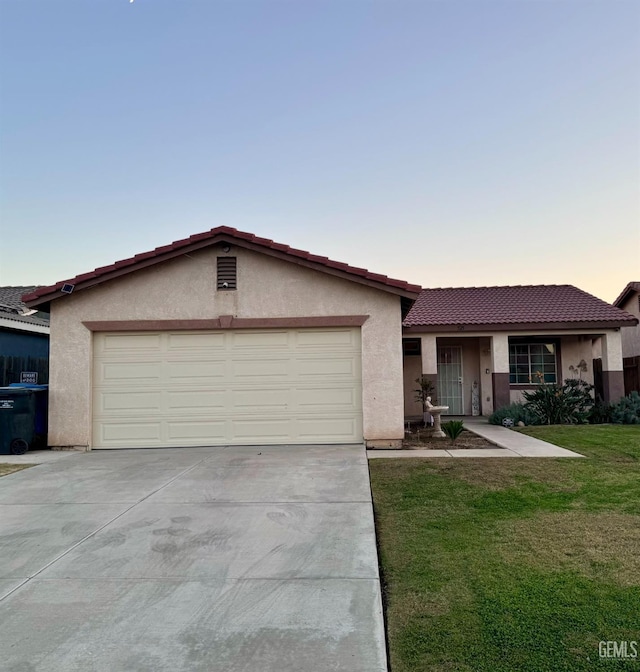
[437,346,464,415]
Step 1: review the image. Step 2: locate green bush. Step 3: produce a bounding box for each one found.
[522,378,595,425]
[589,399,613,424]
[414,375,436,410]
[489,402,538,426]
[610,391,640,424]
[442,420,465,442]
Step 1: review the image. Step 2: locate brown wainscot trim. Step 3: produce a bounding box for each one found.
[492,373,510,409]
[602,370,625,404]
[82,315,370,332]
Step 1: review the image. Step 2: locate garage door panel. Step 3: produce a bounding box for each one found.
[100,422,162,443]
[296,329,358,347]
[297,357,357,377]
[99,333,162,353]
[231,331,290,348]
[166,361,227,381]
[167,333,225,350]
[295,387,358,409]
[167,390,227,411]
[93,328,362,448]
[232,418,291,440]
[167,420,227,441]
[297,417,359,439]
[232,359,291,378]
[232,389,289,410]
[99,391,163,413]
[100,362,163,383]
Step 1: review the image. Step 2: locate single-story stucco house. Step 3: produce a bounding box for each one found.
[402,285,637,419]
[23,227,421,449]
[23,227,638,450]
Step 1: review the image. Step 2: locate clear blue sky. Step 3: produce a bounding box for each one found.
[1,0,638,302]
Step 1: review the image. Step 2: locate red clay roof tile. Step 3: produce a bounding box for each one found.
[23,226,421,305]
[403,285,637,329]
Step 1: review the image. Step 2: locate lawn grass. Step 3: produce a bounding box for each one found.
[0,464,31,478]
[369,425,640,671]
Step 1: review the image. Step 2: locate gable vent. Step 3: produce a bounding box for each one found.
[217,256,237,290]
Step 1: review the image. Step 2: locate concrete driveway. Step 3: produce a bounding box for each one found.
[0,445,386,672]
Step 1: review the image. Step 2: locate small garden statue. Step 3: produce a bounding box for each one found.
[414,376,436,427]
[425,396,449,438]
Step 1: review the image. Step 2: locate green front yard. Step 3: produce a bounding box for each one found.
[370,426,640,672]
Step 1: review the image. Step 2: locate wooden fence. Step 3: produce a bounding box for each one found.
[624,356,640,395]
[592,358,603,401]
[0,356,49,387]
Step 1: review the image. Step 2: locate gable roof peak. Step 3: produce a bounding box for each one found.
[613,281,640,308]
[23,226,421,309]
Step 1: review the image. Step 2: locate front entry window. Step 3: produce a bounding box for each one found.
[509,343,557,384]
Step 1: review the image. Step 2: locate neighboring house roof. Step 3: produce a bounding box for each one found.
[23,226,422,310]
[403,284,639,332]
[613,281,640,309]
[0,286,50,334]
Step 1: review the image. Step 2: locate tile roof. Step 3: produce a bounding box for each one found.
[23,226,421,308]
[404,285,638,330]
[0,287,50,329]
[0,286,37,311]
[613,281,640,308]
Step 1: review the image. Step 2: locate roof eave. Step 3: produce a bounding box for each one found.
[25,231,421,309]
[613,283,640,308]
[402,319,639,333]
[0,316,50,335]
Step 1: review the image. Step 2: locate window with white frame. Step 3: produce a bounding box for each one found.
[509,342,557,384]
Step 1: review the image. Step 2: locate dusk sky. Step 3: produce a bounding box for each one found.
[1,0,638,303]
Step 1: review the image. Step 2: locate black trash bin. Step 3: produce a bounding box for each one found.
[8,384,48,448]
[0,387,46,455]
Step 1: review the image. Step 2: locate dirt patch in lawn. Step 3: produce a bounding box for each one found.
[0,464,32,478]
[497,511,640,587]
[403,428,495,450]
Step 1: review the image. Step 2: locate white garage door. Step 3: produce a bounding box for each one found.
[92,328,363,448]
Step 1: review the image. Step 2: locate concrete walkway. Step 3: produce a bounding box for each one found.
[368,418,584,459]
[0,445,386,672]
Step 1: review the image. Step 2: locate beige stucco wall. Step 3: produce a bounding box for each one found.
[560,336,597,383]
[619,293,640,358]
[404,329,608,414]
[479,337,494,414]
[48,246,405,448]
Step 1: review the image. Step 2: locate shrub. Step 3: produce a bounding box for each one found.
[414,376,436,411]
[442,420,465,442]
[610,392,640,424]
[522,378,595,425]
[561,378,596,424]
[589,400,613,424]
[489,402,538,426]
